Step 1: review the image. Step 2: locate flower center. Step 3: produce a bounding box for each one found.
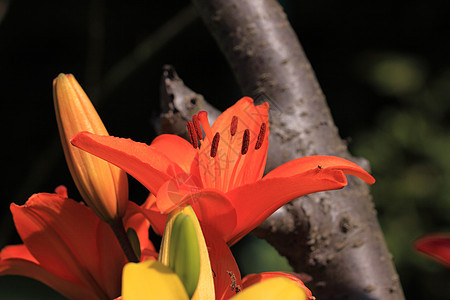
[186,111,267,191]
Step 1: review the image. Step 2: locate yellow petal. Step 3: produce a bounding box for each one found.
[53,73,128,222]
[160,206,215,300]
[122,260,189,300]
[231,277,306,300]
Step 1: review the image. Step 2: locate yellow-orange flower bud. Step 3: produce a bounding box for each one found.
[53,73,128,222]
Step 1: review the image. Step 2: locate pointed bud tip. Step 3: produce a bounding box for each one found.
[53,73,72,85]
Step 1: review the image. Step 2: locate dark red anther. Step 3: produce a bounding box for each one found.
[230,116,238,136]
[255,122,266,150]
[192,115,203,139]
[241,129,250,155]
[210,132,220,157]
[186,121,198,149]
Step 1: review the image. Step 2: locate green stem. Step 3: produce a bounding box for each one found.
[110,218,139,263]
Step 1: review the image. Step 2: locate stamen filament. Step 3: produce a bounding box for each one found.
[223,117,239,191]
[210,132,222,190]
[214,156,222,190]
[227,155,242,191]
[234,152,251,187]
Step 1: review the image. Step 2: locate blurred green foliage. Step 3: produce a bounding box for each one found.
[351,52,450,298]
[233,235,293,275]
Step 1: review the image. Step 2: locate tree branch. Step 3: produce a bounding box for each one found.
[185,0,404,299]
[158,65,221,138]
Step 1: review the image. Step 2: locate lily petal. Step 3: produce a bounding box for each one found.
[123,201,157,259]
[234,99,270,185]
[199,97,270,189]
[0,249,98,300]
[71,132,187,195]
[265,155,375,185]
[202,227,241,300]
[155,179,237,239]
[415,233,450,268]
[150,134,197,173]
[122,260,189,300]
[231,277,306,300]
[226,168,358,245]
[155,172,203,213]
[9,192,127,299]
[190,193,237,242]
[242,272,312,298]
[1,245,37,263]
[140,194,167,236]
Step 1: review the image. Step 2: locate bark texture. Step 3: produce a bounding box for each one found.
[187,0,404,299]
[158,65,221,137]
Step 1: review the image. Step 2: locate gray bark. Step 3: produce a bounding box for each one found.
[162,0,405,298]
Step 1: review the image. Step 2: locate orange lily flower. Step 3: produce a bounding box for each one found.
[71,97,375,245]
[414,233,450,268]
[0,186,157,300]
[54,73,128,223]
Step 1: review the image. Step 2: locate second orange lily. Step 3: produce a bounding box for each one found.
[0,186,157,300]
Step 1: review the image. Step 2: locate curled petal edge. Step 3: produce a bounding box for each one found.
[414,233,450,268]
[227,168,353,245]
[265,155,375,185]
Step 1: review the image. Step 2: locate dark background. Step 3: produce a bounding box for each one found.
[1,0,450,299]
